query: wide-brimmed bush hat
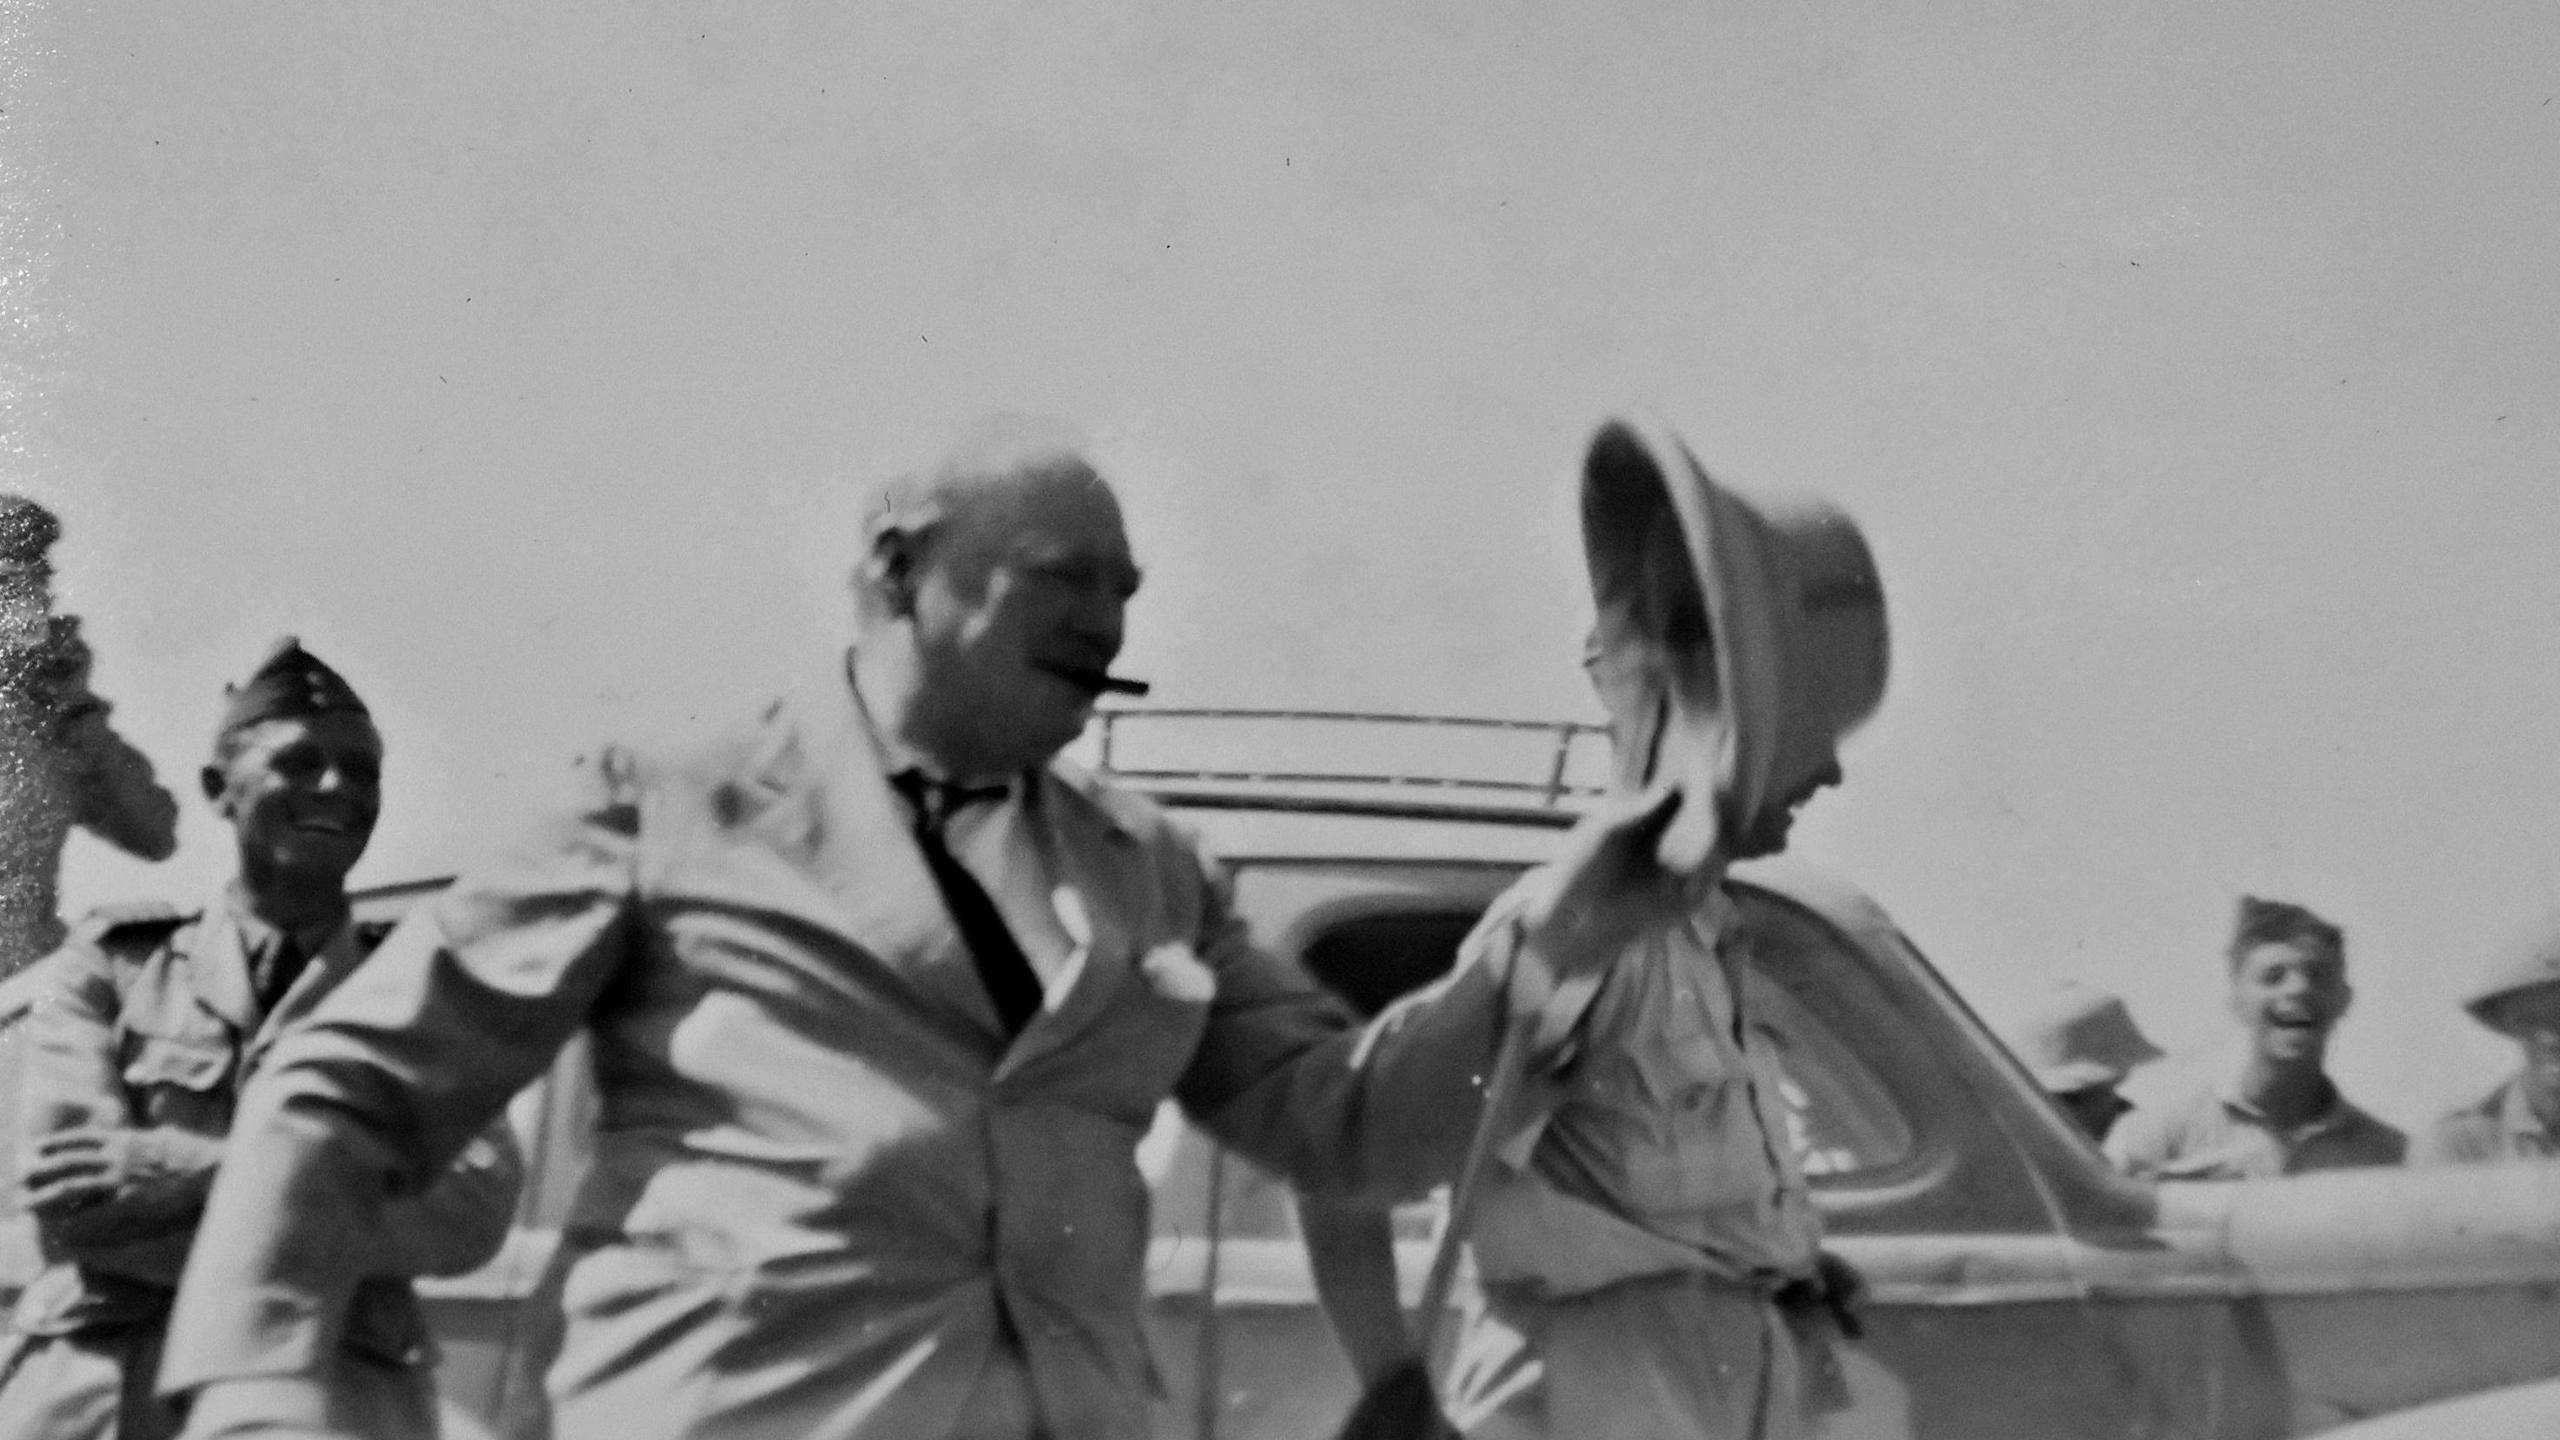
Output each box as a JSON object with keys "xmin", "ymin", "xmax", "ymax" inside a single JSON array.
[
  {"xmin": 1579, "ymin": 417, "xmax": 1888, "ymax": 864},
  {"xmin": 2007, "ymin": 981, "xmax": 2166, "ymax": 1092},
  {"xmin": 2463, "ymin": 912, "xmax": 2560, "ymax": 1035}
]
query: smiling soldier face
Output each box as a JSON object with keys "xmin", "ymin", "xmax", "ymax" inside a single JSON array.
[
  {"xmin": 204, "ymin": 711, "xmax": 385, "ymax": 884},
  {"xmin": 2228, "ymin": 938, "xmax": 2352, "ymax": 1067}
]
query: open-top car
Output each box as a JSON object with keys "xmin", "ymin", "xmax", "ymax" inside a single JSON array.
[{"xmin": 8, "ymin": 710, "xmax": 2560, "ymax": 1439}]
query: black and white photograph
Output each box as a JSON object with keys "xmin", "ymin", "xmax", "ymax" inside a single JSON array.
[{"xmin": 2, "ymin": 4, "xmax": 2557, "ymax": 1438}]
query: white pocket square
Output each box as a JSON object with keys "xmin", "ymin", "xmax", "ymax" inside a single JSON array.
[{"xmin": 1137, "ymin": 942, "xmax": 1217, "ymax": 1003}]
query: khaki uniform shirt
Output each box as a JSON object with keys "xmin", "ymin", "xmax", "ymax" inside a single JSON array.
[
  {"xmin": 7, "ymin": 888, "xmax": 523, "ymax": 1357},
  {"xmin": 1472, "ymin": 892, "xmax": 1821, "ymax": 1298},
  {"xmin": 2106, "ymin": 1076, "xmax": 2406, "ymax": 1180},
  {"xmin": 1453, "ymin": 893, "xmax": 1833, "ymax": 1440},
  {"xmin": 2412, "ymin": 1078, "xmax": 2560, "ymax": 1166}
]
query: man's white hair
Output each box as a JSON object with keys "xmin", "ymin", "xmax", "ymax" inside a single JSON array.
[{"xmin": 861, "ymin": 413, "xmax": 1102, "ymax": 548}]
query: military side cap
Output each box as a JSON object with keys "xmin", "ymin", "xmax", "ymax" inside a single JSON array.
[
  {"xmin": 0, "ymin": 494, "xmax": 61, "ymax": 564},
  {"xmin": 218, "ymin": 635, "xmax": 371, "ymax": 738},
  {"xmin": 2462, "ymin": 910, "xmax": 2560, "ymax": 1034},
  {"xmin": 1580, "ymin": 417, "xmax": 1889, "ymax": 866},
  {"xmin": 2229, "ymin": 895, "xmax": 2342, "ymax": 959},
  {"xmin": 2005, "ymin": 981, "xmax": 2165, "ymax": 1092}
]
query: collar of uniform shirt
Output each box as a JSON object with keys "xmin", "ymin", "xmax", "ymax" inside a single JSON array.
[
  {"xmin": 2214, "ymin": 1074, "xmax": 2354, "ymax": 1136},
  {"xmin": 220, "ymin": 880, "xmax": 345, "ymax": 967}
]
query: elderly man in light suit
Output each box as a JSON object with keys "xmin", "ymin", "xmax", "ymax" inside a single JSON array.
[{"xmin": 160, "ymin": 421, "xmax": 1697, "ymax": 1440}]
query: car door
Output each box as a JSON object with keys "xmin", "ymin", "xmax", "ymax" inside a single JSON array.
[
  {"xmin": 1731, "ymin": 867, "xmax": 2291, "ymax": 1440},
  {"xmin": 1147, "ymin": 859, "xmax": 2268, "ymax": 1440}
]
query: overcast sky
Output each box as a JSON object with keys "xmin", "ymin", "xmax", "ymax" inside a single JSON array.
[{"xmin": 11, "ymin": 0, "xmax": 2558, "ymax": 1125}]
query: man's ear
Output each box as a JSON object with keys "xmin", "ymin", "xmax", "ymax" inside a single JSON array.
[{"xmin": 857, "ymin": 527, "xmax": 922, "ymax": 621}]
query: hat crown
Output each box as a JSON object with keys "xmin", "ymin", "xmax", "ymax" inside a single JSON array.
[
  {"xmin": 217, "ymin": 635, "xmax": 371, "ymax": 740},
  {"xmin": 1579, "ymin": 418, "xmax": 1889, "ymax": 826},
  {"xmin": 2011, "ymin": 983, "xmax": 2163, "ymax": 1089},
  {"xmin": 2463, "ymin": 911, "xmax": 2560, "ymax": 1029},
  {"xmin": 1743, "ymin": 492, "xmax": 1889, "ymax": 790}
]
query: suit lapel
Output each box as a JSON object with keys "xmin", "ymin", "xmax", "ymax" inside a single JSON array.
[
  {"xmin": 744, "ymin": 666, "xmax": 1006, "ymax": 1041},
  {"xmin": 995, "ymin": 767, "xmax": 1147, "ymax": 1076}
]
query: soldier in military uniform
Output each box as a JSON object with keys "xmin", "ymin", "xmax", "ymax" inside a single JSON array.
[
  {"xmin": 1445, "ymin": 423, "xmax": 1888, "ymax": 1440},
  {"xmin": 0, "ymin": 638, "xmax": 523, "ymax": 1440},
  {"xmin": 0, "ymin": 495, "xmax": 180, "ymax": 977},
  {"xmin": 2413, "ymin": 915, "xmax": 2560, "ymax": 1165},
  {"xmin": 2107, "ymin": 898, "xmax": 2405, "ymax": 1181}
]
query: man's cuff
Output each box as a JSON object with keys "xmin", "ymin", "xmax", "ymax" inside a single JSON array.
[{"xmin": 158, "ymin": 1284, "xmax": 335, "ymax": 1398}]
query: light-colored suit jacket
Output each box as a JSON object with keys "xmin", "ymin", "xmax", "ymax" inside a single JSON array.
[{"xmin": 161, "ymin": 673, "xmax": 1535, "ymax": 1439}]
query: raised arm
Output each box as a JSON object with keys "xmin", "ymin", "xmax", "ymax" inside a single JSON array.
[
  {"xmin": 1178, "ymin": 786, "xmax": 1697, "ymax": 1204},
  {"xmin": 159, "ymin": 748, "xmax": 647, "ymax": 1401},
  {"xmin": 1297, "ymin": 1191, "xmax": 1420, "ymax": 1385},
  {"xmin": 63, "ymin": 700, "xmax": 181, "ymax": 862}
]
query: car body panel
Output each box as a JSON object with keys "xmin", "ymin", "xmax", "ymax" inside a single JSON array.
[{"xmin": 2308, "ymin": 1372, "xmax": 2560, "ymax": 1440}]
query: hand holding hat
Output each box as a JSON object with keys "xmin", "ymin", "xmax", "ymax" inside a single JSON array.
[
  {"xmin": 1516, "ymin": 783, "xmax": 1714, "ymax": 973},
  {"xmin": 1579, "ymin": 417, "xmax": 1889, "ymax": 871}
]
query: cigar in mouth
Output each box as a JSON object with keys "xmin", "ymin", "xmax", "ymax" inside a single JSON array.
[{"xmin": 1047, "ymin": 663, "xmax": 1152, "ymax": 698}]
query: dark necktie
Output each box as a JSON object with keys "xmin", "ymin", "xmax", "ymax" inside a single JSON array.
[
  {"xmin": 891, "ymin": 771, "xmax": 1045, "ymax": 1038},
  {"xmin": 253, "ymin": 936, "xmax": 307, "ymax": 1018}
]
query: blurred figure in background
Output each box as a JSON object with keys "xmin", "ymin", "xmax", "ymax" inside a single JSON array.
[
  {"xmin": 0, "ymin": 495, "xmax": 179, "ymax": 978},
  {"xmin": 2005, "ymin": 981, "xmax": 2163, "ymax": 1144},
  {"xmin": 2413, "ymin": 914, "xmax": 2560, "ymax": 1165},
  {"xmin": 2108, "ymin": 897, "xmax": 2405, "ymax": 1181}
]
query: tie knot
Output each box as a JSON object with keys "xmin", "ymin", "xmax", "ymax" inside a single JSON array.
[{"xmin": 892, "ymin": 770, "xmax": 1010, "ymax": 831}]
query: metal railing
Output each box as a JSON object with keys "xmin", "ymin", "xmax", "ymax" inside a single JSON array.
[{"xmin": 1082, "ymin": 707, "xmax": 1613, "ymax": 823}]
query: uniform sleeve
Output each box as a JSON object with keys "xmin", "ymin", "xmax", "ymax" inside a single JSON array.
[
  {"xmin": 16, "ymin": 932, "xmax": 223, "ymax": 1281},
  {"xmin": 1172, "ymin": 843, "xmax": 1587, "ymax": 1206},
  {"xmin": 18, "ymin": 936, "xmax": 133, "ymax": 1149},
  {"xmin": 158, "ymin": 749, "xmax": 647, "ymax": 1394}
]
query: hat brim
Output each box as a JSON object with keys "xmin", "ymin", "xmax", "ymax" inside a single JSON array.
[
  {"xmin": 1581, "ymin": 419, "xmax": 1789, "ymax": 830},
  {"xmin": 2032, "ymin": 1059, "xmax": 2131, "ymax": 1093},
  {"xmin": 2467, "ymin": 980, "xmax": 2560, "ymax": 1035}
]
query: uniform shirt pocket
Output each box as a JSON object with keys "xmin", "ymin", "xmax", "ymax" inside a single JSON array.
[
  {"xmin": 1599, "ymin": 1000, "xmax": 1770, "ymax": 1217},
  {"xmin": 117, "ymin": 1030, "xmax": 238, "ymax": 1127}
]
